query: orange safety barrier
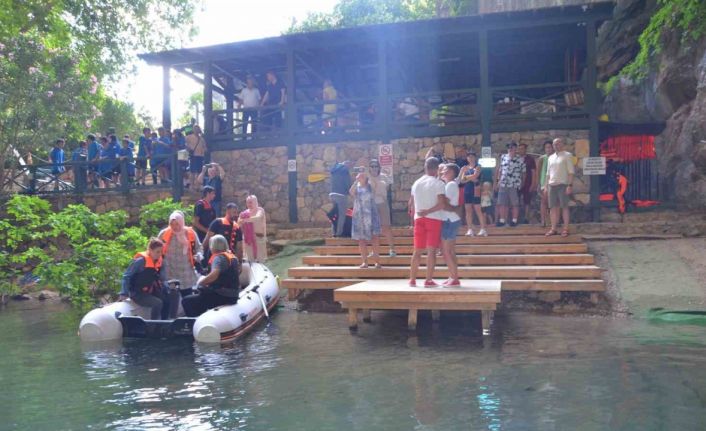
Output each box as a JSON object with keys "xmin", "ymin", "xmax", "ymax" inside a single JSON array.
[{"xmin": 600, "ymin": 135, "xmax": 656, "ymax": 162}]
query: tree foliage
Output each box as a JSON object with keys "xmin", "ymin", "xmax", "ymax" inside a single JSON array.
[
  {"xmin": 0, "ymin": 196, "xmax": 193, "ymax": 306},
  {"xmin": 605, "ymin": 0, "xmax": 706, "ymax": 91},
  {"xmin": 286, "ymin": 0, "xmax": 477, "ymax": 33}
]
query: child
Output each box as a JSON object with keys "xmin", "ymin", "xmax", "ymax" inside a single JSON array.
[
  {"xmin": 118, "ymin": 137, "xmax": 136, "ymax": 185},
  {"xmin": 481, "ymin": 181, "xmax": 494, "ymax": 226}
]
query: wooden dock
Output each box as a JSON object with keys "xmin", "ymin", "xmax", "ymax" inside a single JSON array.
[
  {"xmin": 283, "ymin": 226, "xmax": 606, "ymax": 334},
  {"xmin": 335, "ymin": 279, "xmax": 501, "ymax": 334}
]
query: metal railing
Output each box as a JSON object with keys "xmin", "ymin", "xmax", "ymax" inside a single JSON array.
[
  {"xmin": 1, "ymin": 154, "xmax": 184, "ymax": 199},
  {"xmin": 491, "ymin": 81, "xmax": 587, "ymax": 122},
  {"xmin": 388, "ymin": 88, "xmax": 480, "ymax": 132}
]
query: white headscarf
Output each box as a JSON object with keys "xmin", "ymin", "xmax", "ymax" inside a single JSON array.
[{"xmin": 168, "ymin": 210, "xmax": 189, "ymax": 255}]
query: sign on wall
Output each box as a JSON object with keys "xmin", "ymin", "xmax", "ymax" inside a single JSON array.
[
  {"xmin": 582, "ymin": 157, "xmax": 606, "ymax": 175},
  {"xmin": 378, "ymin": 143, "xmax": 394, "ymax": 181},
  {"xmin": 287, "ymin": 159, "xmax": 297, "ymax": 172}
]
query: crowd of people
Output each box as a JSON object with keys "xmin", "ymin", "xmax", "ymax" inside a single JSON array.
[
  {"xmin": 45, "ymin": 123, "xmax": 212, "ymax": 191},
  {"xmin": 119, "ymin": 189, "xmax": 268, "ymax": 320},
  {"xmin": 330, "ymin": 138, "xmax": 576, "ymax": 284}
]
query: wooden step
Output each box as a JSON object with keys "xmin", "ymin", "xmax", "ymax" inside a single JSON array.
[
  {"xmin": 282, "ymin": 278, "xmax": 605, "ymax": 292},
  {"xmin": 288, "ymin": 265, "xmax": 602, "ymax": 279},
  {"xmin": 303, "ymin": 254, "xmax": 595, "ymax": 266},
  {"xmin": 391, "ymin": 226, "xmax": 551, "ymax": 236},
  {"xmin": 325, "ymin": 235, "xmax": 583, "ymax": 246},
  {"xmin": 313, "ymin": 243, "xmax": 589, "ymax": 255}
]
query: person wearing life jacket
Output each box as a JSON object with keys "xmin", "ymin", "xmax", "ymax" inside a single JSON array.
[
  {"xmin": 202, "ymin": 202, "xmax": 243, "ymax": 269},
  {"xmin": 182, "ymin": 235, "xmax": 240, "ymax": 317},
  {"xmin": 193, "ymin": 185, "xmax": 217, "ymax": 242},
  {"xmin": 615, "ymin": 171, "xmax": 628, "ymax": 215},
  {"xmin": 158, "ymin": 211, "xmax": 202, "ymax": 294},
  {"xmin": 119, "ymin": 238, "xmax": 168, "ymax": 320}
]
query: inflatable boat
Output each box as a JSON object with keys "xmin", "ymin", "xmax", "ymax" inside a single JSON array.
[{"xmin": 79, "ymin": 262, "xmax": 279, "ymax": 343}]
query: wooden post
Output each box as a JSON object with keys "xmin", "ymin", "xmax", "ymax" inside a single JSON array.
[
  {"xmin": 407, "ymin": 308, "xmax": 418, "ymax": 331},
  {"xmin": 348, "ymin": 308, "xmax": 358, "ymax": 331},
  {"xmin": 481, "ymin": 310, "xmax": 492, "ymax": 336},
  {"xmin": 478, "ymin": 30, "xmax": 492, "ymax": 151},
  {"xmin": 162, "ymin": 66, "xmax": 171, "ymax": 130},
  {"xmin": 362, "ymin": 309, "xmax": 372, "ymax": 323},
  {"xmin": 376, "ymin": 40, "xmax": 389, "ymax": 137},
  {"xmin": 203, "ymin": 62, "xmax": 214, "ymax": 138},
  {"xmin": 225, "ymin": 76, "xmax": 235, "ymax": 136},
  {"xmin": 287, "ymin": 288, "xmax": 299, "ymax": 301},
  {"xmin": 585, "ymin": 19, "xmax": 601, "ymax": 222},
  {"xmin": 285, "ymin": 47, "xmax": 298, "ymax": 223}
]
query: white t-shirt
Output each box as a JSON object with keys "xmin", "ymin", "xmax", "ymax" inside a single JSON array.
[
  {"xmin": 547, "ymin": 151, "xmax": 575, "ymax": 186},
  {"xmin": 411, "ymin": 175, "xmax": 446, "ymax": 220},
  {"xmin": 369, "ymin": 174, "xmax": 391, "ymax": 204},
  {"xmin": 440, "ymin": 181, "xmax": 461, "ymax": 222},
  {"xmin": 239, "ymin": 87, "xmax": 261, "ymax": 108}
]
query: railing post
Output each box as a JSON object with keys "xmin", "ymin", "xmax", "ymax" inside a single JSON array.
[
  {"xmin": 28, "ymin": 166, "xmax": 37, "ymax": 194},
  {"xmin": 75, "ymin": 161, "xmax": 86, "ymax": 195},
  {"xmin": 120, "ymin": 158, "xmax": 130, "ymax": 193},
  {"xmin": 171, "ymin": 152, "xmax": 183, "ymax": 203}
]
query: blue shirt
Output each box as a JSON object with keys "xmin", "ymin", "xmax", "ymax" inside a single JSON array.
[
  {"xmin": 137, "ymin": 136, "xmax": 151, "ymax": 157},
  {"xmin": 152, "ymin": 135, "xmax": 172, "ymax": 157},
  {"xmin": 120, "ymin": 256, "xmax": 168, "ymax": 296},
  {"xmin": 99, "ymin": 145, "xmax": 116, "ymax": 173},
  {"xmin": 50, "ymin": 147, "xmax": 65, "ymax": 173},
  {"xmin": 87, "ymin": 140, "xmax": 100, "ymax": 162},
  {"xmin": 118, "ymin": 146, "xmax": 135, "ymax": 175},
  {"xmin": 71, "ymin": 147, "xmax": 87, "ymax": 162}
]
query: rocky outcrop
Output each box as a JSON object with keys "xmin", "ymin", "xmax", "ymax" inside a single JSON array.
[{"xmin": 598, "ymin": 0, "xmax": 706, "ymax": 207}]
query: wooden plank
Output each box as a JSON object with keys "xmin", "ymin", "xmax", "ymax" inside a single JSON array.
[
  {"xmin": 408, "ymin": 309, "xmax": 418, "ymax": 331},
  {"xmin": 289, "ymin": 265, "xmax": 603, "ymax": 279},
  {"xmin": 303, "ymin": 254, "xmax": 595, "ymax": 266},
  {"xmin": 313, "ymin": 243, "xmax": 589, "ymax": 255},
  {"xmin": 282, "ymin": 278, "xmax": 605, "ymax": 292},
  {"xmin": 340, "ymin": 301, "xmax": 497, "ymax": 311},
  {"xmin": 390, "ymin": 225, "xmax": 550, "ymax": 236},
  {"xmin": 334, "ymin": 279, "xmax": 501, "ymax": 304},
  {"xmin": 325, "ymin": 235, "xmax": 583, "ymax": 246},
  {"xmin": 502, "ymin": 279, "xmax": 605, "ymax": 292}
]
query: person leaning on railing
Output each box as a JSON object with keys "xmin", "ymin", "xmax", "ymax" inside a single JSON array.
[{"xmin": 49, "ymin": 139, "xmax": 66, "ymax": 190}]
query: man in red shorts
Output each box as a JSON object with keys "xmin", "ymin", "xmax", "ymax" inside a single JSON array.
[
  {"xmin": 408, "ymin": 157, "xmax": 446, "ymax": 287},
  {"xmin": 518, "ymin": 143, "xmax": 537, "ymax": 224}
]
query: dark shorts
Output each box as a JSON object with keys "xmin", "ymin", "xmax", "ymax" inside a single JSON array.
[
  {"xmin": 441, "ymin": 219, "xmax": 461, "ymax": 241},
  {"xmin": 190, "ymin": 156, "xmax": 204, "ymax": 173},
  {"xmin": 136, "ymin": 159, "xmax": 147, "ymax": 169},
  {"xmin": 520, "ymin": 189, "xmax": 536, "ymax": 205},
  {"xmin": 464, "ymin": 183, "xmax": 481, "ymax": 205}
]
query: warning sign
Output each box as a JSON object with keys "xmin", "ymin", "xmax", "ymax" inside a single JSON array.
[
  {"xmin": 378, "ymin": 144, "xmax": 394, "ymax": 182},
  {"xmin": 582, "ymin": 157, "xmax": 606, "ymax": 175}
]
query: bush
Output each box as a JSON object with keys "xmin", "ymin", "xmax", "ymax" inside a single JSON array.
[
  {"xmin": 0, "ymin": 195, "xmax": 172, "ymax": 305},
  {"xmin": 139, "ymin": 198, "xmax": 194, "ymax": 238}
]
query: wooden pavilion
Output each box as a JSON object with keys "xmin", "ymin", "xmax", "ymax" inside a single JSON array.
[{"xmin": 139, "ymin": 2, "xmax": 615, "ymax": 222}]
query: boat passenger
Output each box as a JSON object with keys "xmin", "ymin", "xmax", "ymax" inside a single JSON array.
[
  {"xmin": 182, "ymin": 235, "xmax": 240, "ymax": 317},
  {"xmin": 203, "ymin": 202, "xmax": 243, "ymax": 268},
  {"xmin": 158, "ymin": 211, "xmax": 202, "ymax": 293},
  {"xmin": 119, "ymin": 238, "xmax": 168, "ymax": 320}
]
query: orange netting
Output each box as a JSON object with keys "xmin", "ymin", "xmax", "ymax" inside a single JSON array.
[{"xmin": 600, "ymin": 135, "xmax": 656, "ymax": 162}]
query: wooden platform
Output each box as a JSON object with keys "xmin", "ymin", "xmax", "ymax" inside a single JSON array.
[
  {"xmin": 334, "ymin": 279, "xmax": 501, "ymax": 333},
  {"xmin": 284, "ymin": 226, "xmax": 607, "ymax": 334}
]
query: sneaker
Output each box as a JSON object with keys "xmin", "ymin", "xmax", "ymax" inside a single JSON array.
[
  {"xmin": 477, "ymin": 228, "xmax": 488, "ymax": 237},
  {"xmin": 389, "ymin": 249, "xmax": 397, "ymax": 257},
  {"xmin": 444, "ymin": 279, "xmax": 461, "ymax": 287},
  {"xmin": 465, "ymin": 229, "xmax": 475, "ymax": 237},
  {"xmin": 509, "ymin": 220, "xmax": 517, "ymax": 227},
  {"xmin": 496, "ymin": 221, "xmax": 505, "ymax": 227},
  {"xmin": 408, "ymin": 279, "xmax": 417, "ymax": 287},
  {"xmin": 424, "ymin": 280, "xmax": 439, "ymax": 287}
]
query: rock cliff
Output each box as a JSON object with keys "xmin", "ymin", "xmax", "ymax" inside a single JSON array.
[{"xmin": 598, "ymin": 0, "xmax": 706, "ymax": 207}]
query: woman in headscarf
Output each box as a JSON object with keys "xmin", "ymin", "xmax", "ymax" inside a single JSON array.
[
  {"xmin": 157, "ymin": 211, "xmax": 202, "ymax": 291},
  {"xmin": 238, "ymin": 195, "xmax": 267, "ymax": 262}
]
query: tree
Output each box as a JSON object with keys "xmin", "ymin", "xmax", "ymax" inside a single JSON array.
[
  {"xmin": 0, "ymin": 0, "xmax": 198, "ymax": 189},
  {"xmin": 286, "ymin": 0, "xmax": 477, "ymax": 33}
]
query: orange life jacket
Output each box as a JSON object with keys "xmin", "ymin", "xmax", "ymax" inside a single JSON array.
[
  {"xmin": 161, "ymin": 227, "xmax": 197, "ymax": 267},
  {"xmin": 216, "ymin": 217, "xmax": 240, "ymax": 251},
  {"xmin": 130, "ymin": 251, "xmax": 163, "ymax": 295}
]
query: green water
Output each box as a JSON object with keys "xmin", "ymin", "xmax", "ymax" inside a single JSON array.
[{"xmin": 1, "ymin": 303, "xmax": 705, "ymax": 430}]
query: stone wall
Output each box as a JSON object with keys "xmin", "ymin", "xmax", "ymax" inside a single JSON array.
[
  {"xmin": 42, "ymin": 189, "xmax": 174, "ymax": 223},
  {"xmin": 214, "ymin": 130, "xmax": 589, "ymax": 225},
  {"xmin": 213, "ymin": 146, "xmax": 290, "ymax": 222}
]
